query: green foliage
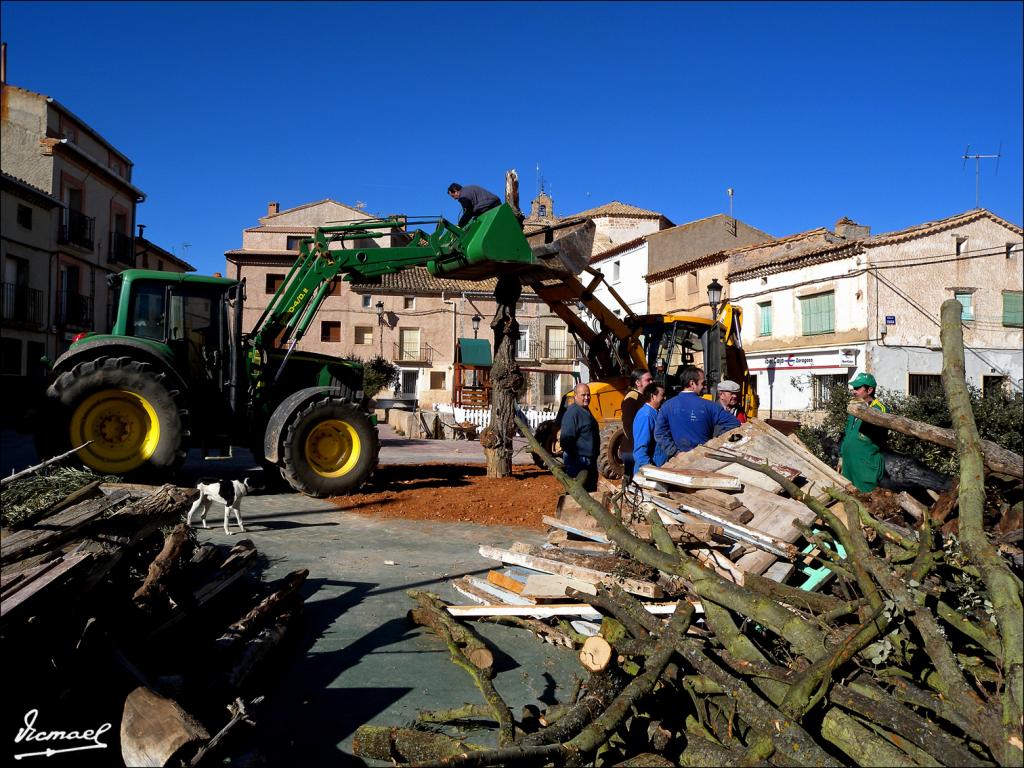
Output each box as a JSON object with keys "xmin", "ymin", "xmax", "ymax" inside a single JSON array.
[
  {"xmin": 355, "ymin": 355, "xmax": 400, "ymax": 399},
  {"xmin": 1, "ymin": 467, "xmax": 121, "ymax": 527},
  {"xmin": 796, "ymin": 382, "xmax": 1024, "ymax": 475}
]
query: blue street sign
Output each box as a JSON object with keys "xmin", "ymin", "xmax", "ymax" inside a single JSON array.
[{"xmin": 885, "ymin": 316, "xmax": 896, "ymax": 325}]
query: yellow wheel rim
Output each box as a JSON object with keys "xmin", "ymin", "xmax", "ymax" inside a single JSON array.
[
  {"xmin": 70, "ymin": 389, "xmax": 161, "ymax": 473},
  {"xmin": 304, "ymin": 418, "xmax": 360, "ymax": 478}
]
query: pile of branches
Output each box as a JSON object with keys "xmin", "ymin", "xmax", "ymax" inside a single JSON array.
[{"xmin": 352, "ymin": 299, "xmax": 1023, "ymax": 767}]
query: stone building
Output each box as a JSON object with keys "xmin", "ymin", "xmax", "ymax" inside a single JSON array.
[
  {"xmin": 726, "ymin": 209, "xmax": 1022, "ymax": 419},
  {"xmin": 645, "ymin": 214, "xmax": 774, "ymax": 315}
]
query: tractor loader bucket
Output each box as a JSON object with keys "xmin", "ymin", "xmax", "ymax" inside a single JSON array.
[{"xmin": 528, "ymin": 218, "xmax": 596, "ymax": 278}]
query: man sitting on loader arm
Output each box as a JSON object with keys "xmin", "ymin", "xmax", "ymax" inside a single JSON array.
[{"xmin": 448, "ymin": 182, "xmax": 502, "ymax": 228}]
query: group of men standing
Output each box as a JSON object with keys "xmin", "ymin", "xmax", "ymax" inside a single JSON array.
[
  {"xmin": 560, "ymin": 366, "xmax": 887, "ymax": 494},
  {"xmin": 560, "ymin": 364, "xmax": 744, "ymax": 490}
]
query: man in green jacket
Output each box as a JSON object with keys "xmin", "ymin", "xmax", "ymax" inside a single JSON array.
[{"xmin": 840, "ymin": 372, "xmax": 887, "ymax": 492}]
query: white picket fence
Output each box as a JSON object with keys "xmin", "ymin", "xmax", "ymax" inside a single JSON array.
[{"xmin": 433, "ymin": 404, "xmax": 556, "ymax": 431}]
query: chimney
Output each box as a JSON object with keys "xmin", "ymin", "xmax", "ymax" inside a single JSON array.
[
  {"xmin": 835, "ymin": 217, "xmax": 870, "ymax": 241},
  {"xmin": 268, "ymin": 201, "xmax": 280, "ymax": 216},
  {"xmin": 1, "ymin": 43, "xmax": 7, "ymax": 85},
  {"xmin": 137, "ymin": 224, "xmax": 146, "ymax": 239}
]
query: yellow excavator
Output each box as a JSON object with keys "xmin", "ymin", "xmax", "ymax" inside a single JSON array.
[{"xmin": 524, "ymin": 221, "xmax": 757, "ymax": 479}]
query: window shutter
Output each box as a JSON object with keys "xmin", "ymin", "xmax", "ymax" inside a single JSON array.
[{"xmin": 1004, "ymin": 291, "xmax": 1023, "ymax": 327}]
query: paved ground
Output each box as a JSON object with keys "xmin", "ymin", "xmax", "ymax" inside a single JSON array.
[{"xmin": 1, "ymin": 426, "xmax": 575, "ymax": 765}]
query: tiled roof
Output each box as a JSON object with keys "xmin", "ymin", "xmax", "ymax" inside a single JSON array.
[
  {"xmin": 136, "ymin": 237, "xmax": 195, "ymax": 271},
  {"xmin": 567, "ymin": 201, "xmax": 668, "ymax": 220},
  {"xmin": 589, "ymin": 236, "xmax": 646, "ymax": 265},
  {"xmin": 729, "ymin": 240, "xmax": 863, "ymax": 281},
  {"xmin": 243, "ymin": 225, "xmax": 317, "ymax": 234},
  {"xmin": 348, "ymin": 267, "xmax": 539, "ymax": 297},
  {"xmin": 0, "ymin": 170, "xmax": 63, "ymax": 206},
  {"xmin": 260, "ymin": 198, "xmax": 372, "ymax": 223},
  {"xmin": 647, "ymin": 228, "xmax": 830, "ymax": 283},
  {"xmin": 6, "ymin": 84, "xmax": 133, "ymax": 164},
  {"xmin": 864, "ymin": 208, "xmax": 1022, "ymax": 245},
  {"xmin": 224, "ymin": 249, "xmax": 297, "ymax": 257}
]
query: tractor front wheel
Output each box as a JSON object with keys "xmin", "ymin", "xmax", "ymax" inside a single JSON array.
[
  {"xmin": 279, "ymin": 399, "xmax": 379, "ymax": 497},
  {"xmin": 530, "ymin": 419, "xmax": 562, "ymax": 470},
  {"xmin": 596, "ymin": 424, "xmax": 625, "ymax": 480},
  {"xmin": 43, "ymin": 356, "xmax": 188, "ymax": 476}
]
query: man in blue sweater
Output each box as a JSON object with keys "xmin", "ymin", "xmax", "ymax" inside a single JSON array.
[
  {"xmin": 632, "ymin": 381, "xmax": 668, "ymax": 476},
  {"xmin": 560, "ymin": 383, "xmax": 600, "ymax": 491},
  {"xmin": 655, "ymin": 365, "xmax": 740, "ymax": 459}
]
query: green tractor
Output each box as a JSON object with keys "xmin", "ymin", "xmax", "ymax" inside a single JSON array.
[{"xmin": 37, "ymin": 205, "xmax": 543, "ymax": 497}]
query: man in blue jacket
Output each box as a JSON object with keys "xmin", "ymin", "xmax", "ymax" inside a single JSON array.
[
  {"xmin": 655, "ymin": 365, "xmax": 740, "ymax": 458},
  {"xmin": 632, "ymin": 381, "xmax": 668, "ymax": 476},
  {"xmin": 560, "ymin": 382, "xmax": 600, "ymax": 491}
]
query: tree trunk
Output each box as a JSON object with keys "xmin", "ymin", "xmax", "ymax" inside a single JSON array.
[
  {"xmin": 484, "ymin": 274, "xmax": 523, "ymax": 479},
  {"xmin": 847, "ymin": 401, "xmax": 1023, "ymax": 479},
  {"xmin": 940, "ymin": 298, "xmax": 1024, "ymax": 766}
]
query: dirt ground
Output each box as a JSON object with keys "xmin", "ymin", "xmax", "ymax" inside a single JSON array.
[{"xmin": 329, "ymin": 463, "xmax": 563, "ymax": 528}]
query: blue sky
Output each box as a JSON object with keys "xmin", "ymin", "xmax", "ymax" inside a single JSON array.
[{"xmin": 2, "ymin": 1, "xmax": 1021, "ymax": 275}]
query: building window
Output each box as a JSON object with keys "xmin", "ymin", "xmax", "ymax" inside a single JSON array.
[
  {"xmin": 516, "ymin": 328, "xmax": 530, "ymax": 357},
  {"xmin": 328, "ymin": 278, "xmax": 342, "ymax": 296},
  {"xmin": 1, "ymin": 337, "xmax": 22, "ymax": 375},
  {"xmin": 403, "ymin": 296, "xmax": 415, "ymax": 310},
  {"xmin": 758, "ymin": 302, "xmax": 772, "ymax": 336},
  {"xmin": 546, "ymin": 327, "xmax": 567, "ymax": 358},
  {"xmin": 908, "ymin": 373, "xmax": 942, "ymax": 397},
  {"xmin": 1003, "ymin": 291, "xmax": 1023, "ymax": 327},
  {"xmin": 399, "ymin": 328, "xmax": 420, "ymax": 360},
  {"xmin": 286, "ymin": 236, "xmax": 305, "ymax": 251},
  {"xmin": 538, "ymin": 204, "xmax": 547, "ymax": 217},
  {"xmin": 983, "ymin": 375, "xmax": 1007, "ymax": 399},
  {"xmin": 800, "ymin": 291, "xmax": 835, "ymax": 336},
  {"xmin": 955, "ymin": 236, "xmax": 967, "ymax": 256},
  {"xmin": 354, "ymin": 326, "xmax": 373, "ymax": 345},
  {"xmin": 362, "ymin": 295, "xmax": 372, "ymax": 309},
  {"xmin": 812, "ymin": 374, "xmax": 847, "ymax": 410},
  {"xmin": 16, "ymin": 204, "xmax": 32, "ymax": 230},
  {"xmin": 954, "ymin": 291, "xmax": 974, "ymax": 321},
  {"xmin": 611, "ymin": 260, "xmax": 620, "ymax": 283},
  {"xmin": 265, "ymin": 274, "xmax": 285, "ymax": 294},
  {"xmin": 1007, "ymin": 243, "xmax": 1018, "ymax": 259},
  {"xmin": 400, "ymin": 369, "xmax": 418, "ymax": 395},
  {"xmin": 430, "ymin": 371, "xmax": 446, "ymax": 390},
  {"xmin": 687, "ymin": 271, "xmax": 698, "ymax": 294},
  {"xmin": 320, "ymin": 321, "xmax": 341, "ymax": 342},
  {"xmin": 543, "ymin": 373, "xmax": 557, "ymax": 397}
]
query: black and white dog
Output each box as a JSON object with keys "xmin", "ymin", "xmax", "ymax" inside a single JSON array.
[{"xmin": 186, "ymin": 477, "xmax": 258, "ymax": 535}]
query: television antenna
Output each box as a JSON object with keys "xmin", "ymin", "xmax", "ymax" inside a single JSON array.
[
  {"xmin": 962, "ymin": 143, "xmax": 1001, "ymax": 208},
  {"xmin": 181, "ymin": 242, "xmax": 191, "ymax": 259}
]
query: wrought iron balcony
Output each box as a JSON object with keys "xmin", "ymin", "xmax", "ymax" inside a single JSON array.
[
  {"xmin": 56, "ymin": 289, "xmax": 93, "ymax": 329},
  {"xmin": 542, "ymin": 339, "xmax": 578, "ymax": 360},
  {"xmin": 393, "ymin": 341, "xmax": 435, "ymax": 364},
  {"xmin": 0, "ymin": 283, "xmax": 44, "ymax": 327},
  {"xmin": 107, "ymin": 231, "xmax": 135, "ymax": 266},
  {"xmin": 59, "ymin": 209, "xmax": 95, "ymax": 250}
]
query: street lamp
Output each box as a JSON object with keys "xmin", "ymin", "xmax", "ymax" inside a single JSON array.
[
  {"xmin": 471, "ymin": 314, "xmax": 482, "ymax": 339},
  {"xmin": 707, "ymin": 278, "xmax": 723, "ymax": 322}
]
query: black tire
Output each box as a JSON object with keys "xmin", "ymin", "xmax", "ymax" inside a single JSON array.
[
  {"xmin": 530, "ymin": 419, "xmax": 563, "ymax": 470},
  {"xmin": 596, "ymin": 424, "xmax": 625, "ymax": 480},
  {"xmin": 279, "ymin": 398, "xmax": 379, "ymax": 497},
  {"xmin": 42, "ymin": 356, "xmax": 189, "ymax": 477}
]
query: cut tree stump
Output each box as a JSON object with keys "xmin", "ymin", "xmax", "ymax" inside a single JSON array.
[{"xmin": 121, "ymin": 686, "xmax": 209, "ymax": 767}]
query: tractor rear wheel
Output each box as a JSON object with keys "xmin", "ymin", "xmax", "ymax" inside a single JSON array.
[
  {"xmin": 597, "ymin": 424, "xmax": 625, "ymax": 480},
  {"xmin": 530, "ymin": 419, "xmax": 562, "ymax": 470},
  {"xmin": 279, "ymin": 399, "xmax": 379, "ymax": 497},
  {"xmin": 43, "ymin": 356, "xmax": 189, "ymax": 476}
]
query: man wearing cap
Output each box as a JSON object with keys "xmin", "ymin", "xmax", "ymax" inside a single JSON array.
[
  {"xmin": 717, "ymin": 379, "xmax": 747, "ymax": 424},
  {"xmin": 448, "ymin": 183, "xmax": 502, "ymax": 228},
  {"xmin": 840, "ymin": 372, "xmax": 888, "ymax": 492}
]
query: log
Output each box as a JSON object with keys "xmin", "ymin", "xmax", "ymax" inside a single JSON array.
[
  {"xmin": 224, "ymin": 611, "xmax": 297, "ymax": 692},
  {"xmin": 579, "ymin": 636, "xmax": 614, "ymax": 672},
  {"xmin": 848, "ymin": 400, "xmax": 1023, "ymax": 479},
  {"xmin": 215, "ymin": 568, "xmax": 309, "ymax": 653},
  {"xmin": 121, "ymin": 686, "xmax": 209, "ymax": 768},
  {"xmin": 897, "ymin": 491, "xmax": 929, "ymax": 523},
  {"xmin": 352, "ymin": 725, "xmax": 477, "ymax": 763},
  {"xmin": 133, "ymin": 523, "xmax": 192, "ymax": 608},
  {"xmin": 409, "ymin": 592, "xmax": 496, "ymax": 674},
  {"xmin": 483, "ymin": 274, "xmax": 522, "ymax": 480}
]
